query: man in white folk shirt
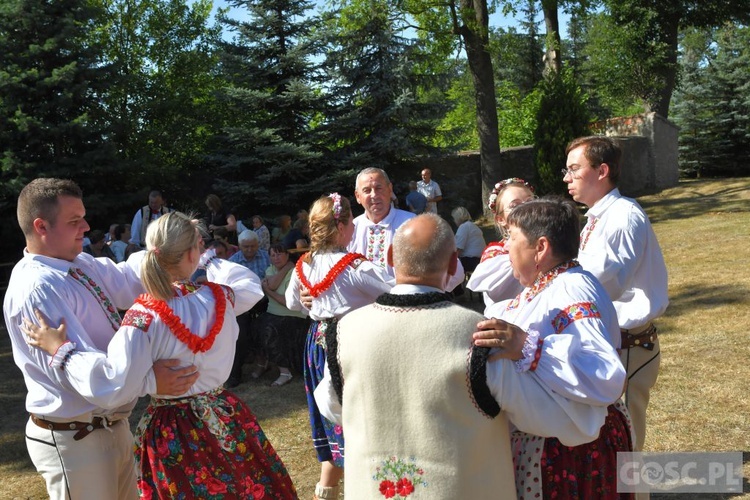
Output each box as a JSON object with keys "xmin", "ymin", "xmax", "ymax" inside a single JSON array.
[
  {"xmin": 3, "ymin": 178, "xmax": 198, "ymax": 500},
  {"xmin": 349, "ymin": 167, "xmax": 463, "ymax": 290},
  {"xmin": 314, "ymin": 214, "xmax": 613, "ymax": 499},
  {"xmin": 563, "ymin": 135, "xmax": 668, "ymax": 456}
]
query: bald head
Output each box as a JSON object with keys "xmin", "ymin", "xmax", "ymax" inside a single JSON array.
[{"xmin": 390, "ymin": 213, "xmax": 456, "ymax": 287}]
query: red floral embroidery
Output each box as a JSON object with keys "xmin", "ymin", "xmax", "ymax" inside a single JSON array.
[
  {"xmin": 379, "ymin": 480, "xmax": 396, "ymax": 498},
  {"xmin": 135, "ymin": 282, "xmax": 226, "ymax": 353},
  {"xmin": 396, "ymin": 478, "xmax": 415, "ymax": 496},
  {"xmin": 122, "ymin": 309, "xmax": 154, "ymax": 332},
  {"xmin": 551, "ymin": 302, "xmax": 601, "ymax": 334},
  {"xmin": 295, "ymin": 252, "xmax": 366, "ymax": 297},
  {"xmin": 480, "ymin": 241, "xmax": 508, "ymax": 262}
]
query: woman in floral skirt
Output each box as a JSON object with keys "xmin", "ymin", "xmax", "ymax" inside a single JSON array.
[
  {"xmin": 24, "ymin": 212, "xmax": 297, "ymax": 499},
  {"xmin": 286, "ymin": 194, "xmax": 393, "ymax": 500}
]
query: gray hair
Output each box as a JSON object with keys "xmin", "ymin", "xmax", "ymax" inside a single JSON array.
[
  {"xmin": 451, "ymin": 206, "xmax": 471, "ymax": 225},
  {"xmin": 355, "ymin": 167, "xmax": 391, "ymax": 188},
  {"xmin": 393, "ymin": 213, "xmax": 455, "ymax": 277},
  {"xmin": 238, "ymin": 229, "xmax": 259, "ymax": 244}
]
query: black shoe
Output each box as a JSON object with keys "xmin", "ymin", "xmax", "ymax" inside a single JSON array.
[{"xmin": 226, "ymin": 376, "xmax": 241, "ymax": 388}]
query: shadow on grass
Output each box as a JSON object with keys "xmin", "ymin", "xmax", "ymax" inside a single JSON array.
[
  {"xmin": 660, "ymin": 284, "xmax": 750, "ymax": 328},
  {"xmin": 639, "ymin": 180, "xmax": 750, "ymax": 224},
  {"xmin": 650, "ymin": 452, "xmax": 750, "ymax": 498}
]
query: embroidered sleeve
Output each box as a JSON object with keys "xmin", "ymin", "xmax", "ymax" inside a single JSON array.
[
  {"xmin": 121, "ymin": 309, "xmax": 154, "ymax": 332},
  {"xmin": 49, "ymin": 340, "xmax": 77, "ymax": 369},
  {"xmin": 220, "ymin": 284, "xmax": 236, "ymax": 308},
  {"xmin": 550, "ymin": 302, "xmax": 601, "ymax": 334}
]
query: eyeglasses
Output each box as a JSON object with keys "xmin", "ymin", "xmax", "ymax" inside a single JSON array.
[{"xmin": 561, "ymin": 165, "xmax": 584, "ymax": 179}]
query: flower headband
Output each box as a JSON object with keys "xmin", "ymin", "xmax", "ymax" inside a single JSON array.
[
  {"xmin": 329, "ymin": 193, "xmax": 342, "ymax": 220},
  {"xmin": 487, "ymin": 178, "xmax": 534, "ymax": 211}
]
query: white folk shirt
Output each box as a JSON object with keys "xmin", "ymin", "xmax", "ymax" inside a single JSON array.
[
  {"xmin": 3, "ymin": 251, "xmax": 145, "ymax": 420},
  {"xmin": 50, "ymin": 259, "xmax": 263, "ymax": 407},
  {"xmin": 577, "ymin": 188, "xmax": 669, "ymax": 329},
  {"xmin": 416, "ymin": 179, "xmax": 442, "ymax": 214},
  {"xmin": 285, "ymin": 252, "xmax": 394, "ymax": 320},
  {"xmin": 347, "ymin": 207, "xmax": 464, "ymax": 290},
  {"xmin": 485, "ymin": 264, "xmax": 626, "ymax": 406},
  {"xmin": 466, "ymin": 242, "xmax": 525, "ymax": 311}
]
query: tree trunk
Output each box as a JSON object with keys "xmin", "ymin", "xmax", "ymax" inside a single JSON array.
[
  {"xmin": 653, "ymin": 17, "xmax": 680, "ymax": 119},
  {"xmin": 457, "ymin": 0, "xmax": 502, "ymax": 191},
  {"xmin": 541, "ymin": 0, "xmax": 561, "ymax": 75}
]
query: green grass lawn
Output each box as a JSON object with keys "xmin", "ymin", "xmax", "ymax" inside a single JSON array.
[{"xmin": 1, "ymin": 178, "xmax": 749, "ymax": 498}]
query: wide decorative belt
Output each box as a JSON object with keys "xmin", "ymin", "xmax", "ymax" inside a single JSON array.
[
  {"xmin": 30, "ymin": 414, "xmax": 122, "ymax": 441},
  {"xmin": 620, "ymin": 323, "xmax": 657, "ymax": 350}
]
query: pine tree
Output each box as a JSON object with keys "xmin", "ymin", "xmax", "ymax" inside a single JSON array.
[
  {"xmin": 320, "ymin": 3, "xmax": 445, "ymax": 179},
  {"xmin": 0, "ymin": 0, "xmax": 119, "ymax": 202},
  {"xmin": 207, "ymin": 0, "xmax": 329, "ymax": 216}
]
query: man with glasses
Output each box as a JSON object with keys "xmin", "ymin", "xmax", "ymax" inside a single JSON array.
[{"xmin": 563, "ymin": 136, "xmax": 668, "ymax": 458}]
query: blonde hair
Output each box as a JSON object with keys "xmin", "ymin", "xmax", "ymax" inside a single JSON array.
[
  {"xmin": 305, "ymin": 194, "xmax": 352, "ymax": 262},
  {"xmin": 141, "ymin": 211, "xmax": 200, "ymax": 301}
]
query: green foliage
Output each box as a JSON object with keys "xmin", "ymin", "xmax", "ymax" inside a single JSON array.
[
  {"xmin": 672, "ymin": 24, "xmax": 750, "ymax": 178},
  {"xmin": 533, "ymin": 69, "xmax": 590, "ymax": 195},
  {"xmin": 207, "ymin": 0, "xmax": 331, "ymax": 217},
  {"xmin": 498, "ymin": 82, "xmax": 542, "ymax": 147}
]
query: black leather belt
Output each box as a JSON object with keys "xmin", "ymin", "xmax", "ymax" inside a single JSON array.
[{"xmin": 30, "ymin": 414, "xmax": 121, "ymax": 441}]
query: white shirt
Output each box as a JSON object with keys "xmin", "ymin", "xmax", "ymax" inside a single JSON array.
[
  {"xmin": 466, "ymin": 242, "xmax": 525, "ymax": 311},
  {"xmin": 485, "ymin": 264, "xmax": 626, "ymax": 406},
  {"xmin": 129, "ymin": 206, "xmax": 170, "ymax": 246},
  {"xmin": 577, "ymin": 188, "xmax": 669, "ymax": 329},
  {"xmin": 3, "ymin": 251, "xmax": 146, "ymax": 420},
  {"xmin": 416, "ymin": 179, "xmax": 442, "ymax": 214},
  {"xmin": 110, "ymin": 240, "xmax": 128, "ymax": 263},
  {"xmin": 455, "ymin": 221, "xmax": 485, "ymax": 258},
  {"xmin": 51, "ymin": 259, "xmax": 263, "ymax": 408},
  {"xmin": 285, "ymin": 252, "xmax": 394, "ymax": 320},
  {"xmin": 347, "ymin": 207, "xmax": 464, "ymax": 290}
]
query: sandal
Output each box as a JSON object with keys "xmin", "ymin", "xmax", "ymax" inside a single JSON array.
[
  {"xmin": 250, "ymin": 362, "xmax": 268, "ymax": 379},
  {"xmin": 270, "ymin": 372, "xmax": 293, "ymax": 387}
]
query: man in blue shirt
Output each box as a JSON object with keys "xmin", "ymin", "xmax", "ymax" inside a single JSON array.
[
  {"xmin": 227, "ymin": 230, "xmax": 270, "ymax": 387},
  {"xmin": 405, "ymin": 180, "xmax": 428, "ymax": 214}
]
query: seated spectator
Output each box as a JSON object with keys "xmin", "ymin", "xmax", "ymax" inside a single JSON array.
[
  {"xmin": 451, "ymin": 206, "xmax": 486, "ymax": 273},
  {"xmin": 257, "ymin": 244, "xmax": 309, "ymax": 386},
  {"xmin": 83, "ymin": 229, "xmax": 116, "ymax": 262},
  {"xmin": 213, "ymin": 227, "xmax": 239, "ymax": 257},
  {"xmin": 252, "ymin": 215, "xmax": 271, "ymax": 251},
  {"xmin": 109, "ymin": 224, "xmax": 133, "ymax": 263},
  {"xmin": 105, "ymin": 223, "xmax": 118, "ymax": 245},
  {"xmin": 208, "ymin": 239, "xmax": 231, "ymax": 260},
  {"xmin": 282, "ymin": 219, "xmax": 310, "ymax": 252},
  {"xmin": 204, "ymin": 194, "xmax": 237, "ymax": 243},
  {"xmin": 272, "ymin": 215, "xmax": 292, "ymax": 244}
]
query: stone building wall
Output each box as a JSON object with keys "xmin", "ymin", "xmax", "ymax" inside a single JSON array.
[{"xmin": 391, "ymin": 112, "xmax": 679, "ymax": 222}]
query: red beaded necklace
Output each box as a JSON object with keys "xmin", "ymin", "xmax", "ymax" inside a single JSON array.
[
  {"xmin": 296, "ymin": 252, "xmax": 366, "ymax": 297},
  {"xmin": 136, "ymin": 282, "xmax": 227, "ymax": 354}
]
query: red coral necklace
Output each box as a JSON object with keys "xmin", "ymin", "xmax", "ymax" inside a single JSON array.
[
  {"xmin": 296, "ymin": 252, "xmax": 366, "ymax": 297},
  {"xmin": 136, "ymin": 282, "xmax": 227, "ymax": 354}
]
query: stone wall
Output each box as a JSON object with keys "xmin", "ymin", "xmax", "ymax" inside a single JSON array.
[{"xmin": 391, "ymin": 112, "xmax": 679, "ymax": 221}]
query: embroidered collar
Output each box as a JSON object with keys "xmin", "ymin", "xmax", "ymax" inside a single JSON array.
[{"xmin": 506, "ymin": 260, "xmax": 580, "ymax": 310}]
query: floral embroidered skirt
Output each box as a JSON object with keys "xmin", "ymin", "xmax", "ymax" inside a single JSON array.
[
  {"xmin": 304, "ymin": 320, "xmax": 344, "ymax": 466},
  {"xmin": 134, "ymin": 388, "xmax": 297, "ymax": 499},
  {"xmin": 513, "ymin": 402, "xmax": 634, "ymax": 500}
]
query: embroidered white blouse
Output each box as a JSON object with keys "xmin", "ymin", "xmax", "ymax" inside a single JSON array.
[
  {"xmin": 485, "ymin": 262, "xmax": 626, "ymax": 406},
  {"xmin": 42, "ymin": 257, "xmax": 263, "ymax": 409},
  {"xmin": 285, "ymin": 252, "xmax": 394, "ymax": 321}
]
